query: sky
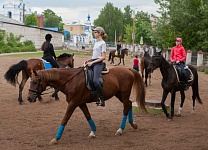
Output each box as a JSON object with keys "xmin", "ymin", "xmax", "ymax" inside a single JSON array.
[{"xmin": 0, "ymin": 0, "xmax": 160, "ymax": 24}]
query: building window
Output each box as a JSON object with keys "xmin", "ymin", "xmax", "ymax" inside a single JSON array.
[
  {"xmin": 70, "ymin": 27, "xmax": 73, "ymax": 31},
  {"xmin": 8, "ymin": 11, "xmax": 12, "ymax": 18}
]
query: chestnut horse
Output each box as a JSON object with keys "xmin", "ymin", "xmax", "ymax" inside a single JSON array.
[
  {"xmin": 27, "ymin": 67, "xmax": 147, "ymax": 144},
  {"xmin": 148, "ymin": 52, "xmax": 203, "ymax": 120},
  {"xmin": 108, "ymin": 48, "xmax": 128, "ymax": 65},
  {"xmin": 140, "ymin": 50, "xmax": 152, "ymax": 86},
  {"xmin": 4, "ymin": 53, "xmax": 74, "ymax": 104}
]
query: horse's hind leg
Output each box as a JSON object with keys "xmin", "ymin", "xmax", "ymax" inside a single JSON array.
[
  {"xmin": 176, "ymin": 91, "xmax": 185, "ymax": 117},
  {"xmin": 117, "ymin": 58, "xmax": 121, "ymax": 65},
  {"xmin": 79, "ymin": 104, "xmax": 96, "ymax": 138},
  {"xmin": 18, "ymin": 71, "xmax": 28, "ymax": 104},
  {"xmin": 115, "ymin": 99, "xmax": 137, "ymax": 135}
]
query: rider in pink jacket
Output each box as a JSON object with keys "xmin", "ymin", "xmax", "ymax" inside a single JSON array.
[{"xmin": 170, "ymin": 37, "xmax": 189, "ymax": 90}]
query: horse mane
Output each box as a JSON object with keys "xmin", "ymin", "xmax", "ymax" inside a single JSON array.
[
  {"xmin": 57, "ymin": 53, "xmax": 72, "ymax": 59},
  {"xmin": 38, "ymin": 69, "xmax": 60, "ymax": 81}
]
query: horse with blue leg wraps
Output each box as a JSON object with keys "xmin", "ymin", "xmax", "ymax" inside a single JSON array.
[
  {"xmin": 27, "ymin": 67, "xmax": 147, "ymax": 144},
  {"xmin": 148, "ymin": 52, "xmax": 203, "ymax": 120}
]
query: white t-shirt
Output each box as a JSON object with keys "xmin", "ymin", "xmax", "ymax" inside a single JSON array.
[{"xmin": 92, "ymin": 40, "xmax": 106, "ymax": 59}]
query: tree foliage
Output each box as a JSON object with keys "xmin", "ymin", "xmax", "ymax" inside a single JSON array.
[
  {"xmin": 25, "ymin": 14, "xmax": 39, "ymax": 27},
  {"xmin": 42, "ymin": 9, "xmax": 62, "ymax": 28},
  {"xmin": 154, "ymin": 0, "xmax": 208, "ymax": 52}
]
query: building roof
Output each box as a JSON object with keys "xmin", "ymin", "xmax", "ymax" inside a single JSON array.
[{"xmin": 0, "ymin": 14, "xmax": 22, "ymax": 24}]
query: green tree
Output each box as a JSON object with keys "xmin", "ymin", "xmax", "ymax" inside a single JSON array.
[
  {"xmin": 154, "ymin": 0, "xmax": 208, "ymax": 51},
  {"xmin": 25, "ymin": 14, "xmax": 39, "ymax": 26},
  {"xmin": 94, "ymin": 2, "xmax": 124, "ymax": 42},
  {"xmin": 42, "ymin": 9, "xmax": 62, "ymax": 27}
]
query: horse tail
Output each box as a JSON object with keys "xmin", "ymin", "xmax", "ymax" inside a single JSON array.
[
  {"xmin": 108, "ymin": 51, "xmax": 112, "ymax": 61},
  {"xmin": 192, "ymin": 69, "xmax": 203, "ymax": 104},
  {"xmin": 129, "ymin": 68, "xmax": 147, "ymax": 113},
  {"xmin": 4, "ymin": 60, "xmax": 27, "ymax": 86}
]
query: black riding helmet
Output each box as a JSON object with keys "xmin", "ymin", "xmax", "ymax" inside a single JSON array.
[{"xmin": 45, "ymin": 34, "xmax": 52, "ymax": 41}]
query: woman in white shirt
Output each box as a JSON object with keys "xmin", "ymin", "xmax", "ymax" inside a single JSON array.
[{"xmin": 85, "ymin": 26, "xmax": 108, "ymax": 106}]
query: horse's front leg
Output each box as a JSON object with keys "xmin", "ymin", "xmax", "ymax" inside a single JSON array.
[
  {"xmin": 169, "ymin": 91, "xmax": 176, "ymax": 120},
  {"xmin": 176, "ymin": 90, "xmax": 185, "ymax": 117},
  {"xmin": 117, "ymin": 58, "xmax": 121, "ymax": 65},
  {"xmin": 161, "ymin": 90, "xmax": 169, "ymax": 119},
  {"xmin": 149, "ymin": 73, "xmax": 151, "ymax": 86},
  {"xmin": 79, "ymin": 104, "xmax": 96, "ymax": 138},
  {"xmin": 50, "ymin": 102, "xmax": 77, "ymax": 145},
  {"xmin": 122, "ymin": 58, "xmax": 125, "ymax": 66}
]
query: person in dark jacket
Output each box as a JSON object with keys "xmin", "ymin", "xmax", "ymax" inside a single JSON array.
[{"xmin": 41, "ymin": 34, "xmax": 59, "ymax": 68}]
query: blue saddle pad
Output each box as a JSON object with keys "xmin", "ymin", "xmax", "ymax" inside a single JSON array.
[{"xmin": 41, "ymin": 59, "xmax": 52, "ymax": 69}]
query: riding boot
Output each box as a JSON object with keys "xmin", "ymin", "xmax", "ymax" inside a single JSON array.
[{"xmin": 95, "ymin": 86, "xmax": 105, "ymax": 107}]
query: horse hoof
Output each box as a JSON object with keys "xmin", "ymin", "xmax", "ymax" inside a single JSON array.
[
  {"xmin": 115, "ymin": 128, "xmax": 123, "ymax": 136},
  {"xmin": 175, "ymin": 114, "xmax": 181, "ymax": 117},
  {"xmin": 130, "ymin": 122, "xmax": 138, "ymax": 129},
  {"xmin": 88, "ymin": 131, "xmax": 96, "ymax": 138},
  {"xmin": 49, "ymin": 138, "xmax": 58, "ymax": 145}
]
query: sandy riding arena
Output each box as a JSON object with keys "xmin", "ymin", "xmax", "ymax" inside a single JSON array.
[{"xmin": 0, "ymin": 53, "xmax": 208, "ymax": 150}]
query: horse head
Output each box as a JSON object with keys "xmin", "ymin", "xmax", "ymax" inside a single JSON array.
[
  {"xmin": 27, "ymin": 70, "xmax": 46, "ymax": 103},
  {"xmin": 147, "ymin": 52, "xmax": 162, "ymax": 73},
  {"xmin": 122, "ymin": 48, "xmax": 128, "ymax": 56},
  {"xmin": 57, "ymin": 53, "xmax": 74, "ymax": 68}
]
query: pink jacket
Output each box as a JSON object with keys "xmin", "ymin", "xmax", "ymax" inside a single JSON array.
[{"xmin": 170, "ymin": 45, "xmax": 186, "ymax": 62}]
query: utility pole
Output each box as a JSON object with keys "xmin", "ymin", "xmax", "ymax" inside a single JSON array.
[
  {"xmin": 22, "ymin": 3, "xmax": 26, "ymax": 23},
  {"xmin": 132, "ymin": 10, "xmax": 135, "ymax": 55}
]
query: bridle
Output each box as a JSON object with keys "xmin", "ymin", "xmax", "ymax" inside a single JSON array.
[{"xmin": 150, "ymin": 55, "xmax": 170, "ymax": 70}]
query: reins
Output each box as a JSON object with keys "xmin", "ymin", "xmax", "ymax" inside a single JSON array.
[{"xmin": 51, "ymin": 67, "xmax": 84, "ymax": 97}]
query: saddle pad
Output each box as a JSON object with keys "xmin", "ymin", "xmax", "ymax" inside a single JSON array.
[
  {"xmin": 41, "ymin": 59, "xmax": 52, "ymax": 69},
  {"xmin": 173, "ymin": 65, "xmax": 193, "ymax": 83}
]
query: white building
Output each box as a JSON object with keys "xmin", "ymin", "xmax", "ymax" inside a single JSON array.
[{"xmin": 2, "ymin": 0, "xmax": 24, "ymax": 23}]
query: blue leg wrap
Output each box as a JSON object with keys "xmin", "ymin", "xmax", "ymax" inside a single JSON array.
[
  {"xmin": 55, "ymin": 125, "xmax": 65, "ymax": 140},
  {"xmin": 128, "ymin": 109, "xmax": 133, "ymax": 123},
  {"xmin": 120, "ymin": 115, "xmax": 127, "ymax": 130},
  {"xmin": 88, "ymin": 119, "xmax": 96, "ymax": 132}
]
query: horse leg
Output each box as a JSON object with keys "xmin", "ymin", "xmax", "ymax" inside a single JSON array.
[
  {"xmin": 52, "ymin": 89, "xmax": 59, "ymax": 101},
  {"xmin": 169, "ymin": 91, "xmax": 176, "ymax": 120},
  {"xmin": 161, "ymin": 90, "xmax": 169, "ymax": 119},
  {"xmin": 149, "ymin": 73, "xmax": 151, "ymax": 86},
  {"xmin": 122, "ymin": 58, "xmax": 125, "ymax": 66},
  {"xmin": 117, "ymin": 58, "xmax": 121, "ymax": 65},
  {"xmin": 144, "ymin": 70, "xmax": 148, "ymax": 87},
  {"xmin": 115, "ymin": 100, "xmax": 136, "ymax": 136},
  {"xmin": 18, "ymin": 71, "xmax": 28, "ymax": 104},
  {"xmin": 50, "ymin": 102, "xmax": 77, "ymax": 145},
  {"xmin": 176, "ymin": 91, "xmax": 185, "ymax": 117},
  {"xmin": 79, "ymin": 104, "xmax": 96, "ymax": 138}
]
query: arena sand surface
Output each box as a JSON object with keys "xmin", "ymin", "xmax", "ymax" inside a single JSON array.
[{"xmin": 0, "ymin": 53, "xmax": 208, "ymax": 150}]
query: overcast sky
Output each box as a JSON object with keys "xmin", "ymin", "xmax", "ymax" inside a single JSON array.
[{"xmin": 1, "ymin": 0, "xmax": 160, "ymax": 24}]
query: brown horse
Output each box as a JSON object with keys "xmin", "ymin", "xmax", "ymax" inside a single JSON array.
[
  {"xmin": 108, "ymin": 48, "xmax": 128, "ymax": 65},
  {"xmin": 27, "ymin": 67, "xmax": 147, "ymax": 144},
  {"xmin": 148, "ymin": 52, "xmax": 203, "ymax": 120},
  {"xmin": 4, "ymin": 53, "xmax": 74, "ymax": 104},
  {"xmin": 140, "ymin": 50, "xmax": 152, "ymax": 86}
]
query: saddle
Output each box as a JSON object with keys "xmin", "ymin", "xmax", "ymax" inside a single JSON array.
[
  {"xmin": 41, "ymin": 59, "xmax": 52, "ymax": 69},
  {"xmin": 173, "ymin": 65, "xmax": 193, "ymax": 83},
  {"xmin": 84, "ymin": 62, "xmax": 109, "ymax": 91}
]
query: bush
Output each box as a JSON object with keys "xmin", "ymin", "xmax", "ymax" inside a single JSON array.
[
  {"xmin": 205, "ymin": 69, "xmax": 208, "ymax": 74},
  {"xmin": 200, "ymin": 67, "xmax": 205, "ymax": 72}
]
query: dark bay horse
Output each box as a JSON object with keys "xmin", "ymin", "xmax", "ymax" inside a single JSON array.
[
  {"xmin": 4, "ymin": 53, "xmax": 74, "ymax": 104},
  {"xmin": 108, "ymin": 48, "xmax": 128, "ymax": 65},
  {"xmin": 148, "ymin": 52, "xmax": 203, "ymax": 120},
  {"xmin": 27, "ymin": 67, "xmax": 147, "ymax": 144},
  {"xmin": 140, "ymin": 50, "xmax": 152, "ymax": 86}
]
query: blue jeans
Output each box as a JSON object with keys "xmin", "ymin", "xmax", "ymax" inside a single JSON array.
[{"xmin": 177, "ymin": 62, "xmax": 187, "ymax": 84}]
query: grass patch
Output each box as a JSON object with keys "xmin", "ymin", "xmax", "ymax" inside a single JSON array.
[
  {"xmin": 133, "ymin": 106, "xmax": 170, "ymax": 116},
  {"xmin": 0, "ymin": 49, "xmax": 91, "ymax": 58},
  {"xmin": 205, "ymin": 69, "xmax": 208, "ymax": 74},
  {"xmin": 200, "ymin": 67, "xmax": 205, "ymax": 72}
]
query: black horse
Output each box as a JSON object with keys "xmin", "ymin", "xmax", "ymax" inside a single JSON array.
[
  {"xmin": 140, "ymin": 50, "xmax": 152, "ymax": 86},
  {"xmin": 148, "ymin": 52, "xmax": 203, "ymax": 120},
  {"xmin": 108, "ymin": 48, "xmax": 128, "ymax": 65}
]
